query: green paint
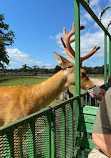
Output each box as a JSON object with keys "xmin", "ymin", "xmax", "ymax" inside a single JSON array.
[
  {"xmin": 98, "ymin": 5, "xmax": 111, "ymax": 21},
  {"xmin": 109, "ymin": 37, "xmax": 111, "ymax": 77},
  {"xmin": 74, "ymin": 0, "xmax": 80, "ymax": 97},
  {"xmin": 61, "ymin": 106, "xmax": 66, "ymax": 157},
  {"xmin": 104, "ymin": 33, "xmax": 107, "ymax": 85},
  {"xmin": 51, "ymin": 110, "xmax": 55, "ymax": 158},
  {"xmin": 69, "ymin": 101, "xmax": 74, "ymax": 157},
  {"xmin": 79, "ymin": 0, "xmax": 111, "ymax": 38}
]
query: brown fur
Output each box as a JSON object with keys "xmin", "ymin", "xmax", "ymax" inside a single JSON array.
[{"xmin": 0, "ymin": 53, "xmax": 95, "ymax": 127}]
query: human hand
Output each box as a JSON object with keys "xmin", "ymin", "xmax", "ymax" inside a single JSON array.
[{"xmin": 93, "ymin": 88, "xmax": 105, "ymax": 101}]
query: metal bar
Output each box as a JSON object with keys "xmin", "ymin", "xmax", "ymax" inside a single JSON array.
[
  {"xmin": 109, "ymin": 37, "xmax": 111, "ymax": 77},
  {"xmin": 104, "ymin": 33, "xmax": 107, "ymax": 85},
  {"xmin": 61, "ymin": 106, "xmax": 66, "ymax": 157},
  {"xmin": 74, "ymin": 0, "xmax": 80, "ymax": 96},
  {"xmin": 51, "ymin": 109, "xmax": 55, "ymax": 158},
  {"xmin": 79, "ymin": 0, "xmax": 111, "ymax": 38},
  {"xmin": 45, "ymin": 113, "xmax": 51, "ymax": 158},
  {"xmin": 69, "ymin": 101, "xmax": 74, "ymax": 157},
  {"xmin": 74, "ymin": 4, "xmax": 81, "ymax": 156},
  {"xmin": 106, "ymin": 21, "xmax": 111, "ymax": 30},
  {"xmin": 0, "ymin": 107, "xmax": 51, "ymax": 133},
  {"xmin": 85, "ymin": 0, "xmax": 89, "ymax": 4},
  {"xmin": 28, "ymin": 121, "xmax": 36, "ymax": 158},
  {"xmin": 54, "ymin": 97, "xmax": 78, "ymax": 110},
  {"xmin": 98, "ymin": 5, "xmax": 111, "ymax": 21}
]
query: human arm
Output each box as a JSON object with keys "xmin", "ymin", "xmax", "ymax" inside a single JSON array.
[
  {"xmin": 92, "ymin": 89, "xmax": 111, "ymax": 157},
  {"xmin": 92, "ymin": 133, "xmax": 111, "ymax": 158}
]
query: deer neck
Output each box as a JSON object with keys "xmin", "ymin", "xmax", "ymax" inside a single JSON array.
[{"xmin": 30, "ymin": 70, "xmax": 68, "ymax": 112}]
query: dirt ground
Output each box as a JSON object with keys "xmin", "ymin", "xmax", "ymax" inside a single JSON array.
[{"xmin": 90, "ymin": 78, "xmax": 104, "ymax": 86}]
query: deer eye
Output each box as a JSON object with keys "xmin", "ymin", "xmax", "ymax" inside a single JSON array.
[
  {"xmin": 68, "ymin": 66, "xmax": 73, "ymax": 68},
  {"xmin": 82, "ymin": 72, "xmax": 86, "ymax": 78}
]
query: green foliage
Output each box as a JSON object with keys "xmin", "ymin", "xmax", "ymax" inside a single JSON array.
[
  {"xmin": 54, "ymin": 65, "xmax": 61, "ymax": 73},
  {"xmin": 0, "ymin": 14, "xmax": 15, "ymax": 68},
  {"xmin": 0, "ymin": 45, "xmax": 9, "ymax": 68},
  {"xmin": 20, "ymin": 64, "xmax": 30, "ymax": 72},
  {"xmin": 0, "ymin": 64, "xmax": 105, "ymax": 75},
  {"xmin": 83, "ymin": 65, "xmax": 104, "ymax": 74}
]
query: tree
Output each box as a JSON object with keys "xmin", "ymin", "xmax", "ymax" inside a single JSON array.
[
  {"xmin": 0, "ymin": 14, "xmax": 15, "ymax": 68},
  {"xmin": 54, "ymin": 65, "xmax": 61, "ymax": 73},
  {"xmin": 20, "ymin": 64, "xmax": 29, "ymax": 72},
  {"xmin": 32, "ymin": 65, "xmax": 39, "ymax": 72}
]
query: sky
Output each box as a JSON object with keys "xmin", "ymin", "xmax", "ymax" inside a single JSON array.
[{"xmin": 1, "ymin": 0, "xmax": 111, "ymax": 69}]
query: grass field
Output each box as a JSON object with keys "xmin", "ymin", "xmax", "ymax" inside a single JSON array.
[
  {"xmin": 0, "ymin": 74, "xmax": 104, "ymax": 106},
  {"xmin": 0, "ymin": 76, "xmax": 46, "ymax": 86}
]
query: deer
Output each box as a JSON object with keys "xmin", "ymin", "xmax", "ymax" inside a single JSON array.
[
  {"xmin": 56, "ymin": 87, "xmax": 73, "ymax": 101},
  {"xmin": 0, "ymin": 22, "xmax": 100, "ymax": 127},
  {"xmin": 0, "ymin": 23, "xmax": 100, "ymax": 157}
]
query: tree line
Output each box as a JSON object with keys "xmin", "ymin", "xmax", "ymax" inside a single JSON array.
[{"xmin": 0, "ymin": 64, "xmax": 107, "ymax": 75}]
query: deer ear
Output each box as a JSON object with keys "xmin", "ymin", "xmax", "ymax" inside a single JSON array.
[{"xmin": 54, "ymin": 51, "xmax": 71, "ymax": 68}]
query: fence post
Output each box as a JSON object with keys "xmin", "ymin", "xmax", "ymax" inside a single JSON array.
[
  {"xmin": 74, "ymin": 0, "xmax": 81, "ymax": 156},
  {"xmin": 104, "ymin": 33, "xmax": 107, "ymax": 85},
  {"xmin": 109, "ymin": 37, "xmax": 111, "ymax": 77},
  {"xmin": 69, "ymin": 101, "xmax": 74, "ymax": 157},
  {"xmin": 51, "ymin": 109, "xmax": 55, "ymax": 158},
  {"xmin": 28, "ymin": 121, "xmax": 36, "ymax": 158},
  {"xmin": 74, "ymin": 0, "xmax": 80, "ymax": 97},
  {"xmin": 61, "ymin": 106, "xmax": 66, "ymax": 157},
  {"xmin": 85, "ymin": 0, "xmax": 89, "ymax": 3}
]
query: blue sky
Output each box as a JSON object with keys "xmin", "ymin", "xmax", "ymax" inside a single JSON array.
[{"xmin": 1, "ymin": 0, "xmax": 111, "ymax": 69}]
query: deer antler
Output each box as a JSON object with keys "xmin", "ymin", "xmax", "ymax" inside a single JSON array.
[
  {"xmin": 61, "ymin": 23, "xmax": 100, "ymax": 66},
  {"xmin": 61, "ymin": 23, "xmax": 84, "ymax": 60},
  {"xmin": 80, "ymin": 46, "xmax": 100, "ymax": 64}
]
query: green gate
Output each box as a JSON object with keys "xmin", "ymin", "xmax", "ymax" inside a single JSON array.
[
  {"xmin": 0, "ymin": 90, "xmax": 105, "ymax": 158},
  {"xmin": 0, "ymin": 0, "xmax": 111, "ymax": 157}
]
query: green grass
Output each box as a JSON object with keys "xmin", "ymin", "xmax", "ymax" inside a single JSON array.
[{"xmin": 0, "ymin": 76, "xmax": 46, "ymax": 86}]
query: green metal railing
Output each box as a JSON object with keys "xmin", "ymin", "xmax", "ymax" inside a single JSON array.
[
  {"xmin": 0, "ymin": 0, "xmax": 111, "ymax": 157},
  {"xmin": 74, "ymin": 0, "xmax": 111, "ymax": 89},
  {"xmin": 0, "ymin": 91, "xmax": 103, "ymax": 158},
  {"xmin": 98, "ymin": 5, "xmax": 111, "ymax": 83}
]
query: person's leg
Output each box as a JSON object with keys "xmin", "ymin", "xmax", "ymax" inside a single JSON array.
[{"xmin": 88, "ymin": 148, "xmax": 108, "ymax": 158}]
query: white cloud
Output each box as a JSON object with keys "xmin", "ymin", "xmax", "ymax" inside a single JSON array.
[
  {"xmin": 90, "ymin": 0, "xmax": 100, "ymax": 7},
  {"xmin": 50, "ymin": 33, "xmax": 63, "ymax": 47},
  {"xmin": 52, "ymin": 28, "xmax": 105, "ymax": 67},
  {"xmin": 53, "ymin": 29, "xmax": 104, "ymax": 55},
  {"xmin": 7, "ymin": 48, "xmax": 52, "ymax": 68},
  {"xmin": 101, "ymin": 9, "xmax": 111, "ymax": 28},
  {"xmin": 50, "ymin": 1, "xmax": 111, "ymax": 67},
  {"xmin": 89, "ymin": 0, "xmax": 101, "ymax": 16},
  {"xmin": 84, "ymin": 13, "xmax": 92, "ymax": 21},
  {"xmin": 80, "ymin": 19, "xmax": 87, "ymax": 26}
]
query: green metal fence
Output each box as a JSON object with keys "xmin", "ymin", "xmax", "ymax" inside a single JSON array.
[
  {"xmin": 0, "ymin": 0, "xmax": 111, "ymax": 157},
  {"xmin": 0, "ymin": 91, "xmax": 104, "ymax": 158}
]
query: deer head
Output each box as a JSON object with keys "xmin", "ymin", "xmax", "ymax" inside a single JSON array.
[{"xmin": 55, "ymin": 23, "xmax": 100, "ymax": 90}]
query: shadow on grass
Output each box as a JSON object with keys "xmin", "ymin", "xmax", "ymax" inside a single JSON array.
[{"xmin": 0, "ymin": 76, "xmax": 21, "ymax": 84}]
